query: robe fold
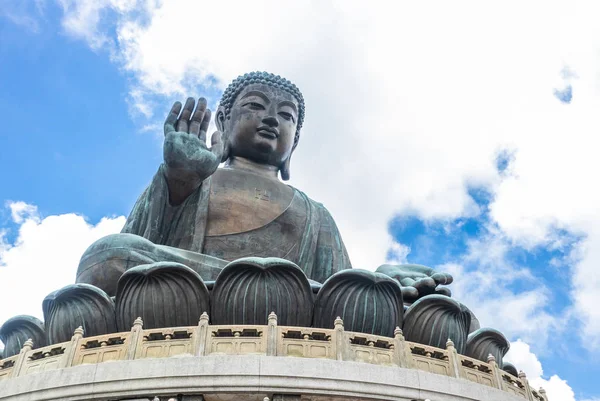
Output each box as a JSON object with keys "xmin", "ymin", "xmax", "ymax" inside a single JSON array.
[{"xmin": 122, "ymin": 165, "xmax": 351, "ymax": 283}]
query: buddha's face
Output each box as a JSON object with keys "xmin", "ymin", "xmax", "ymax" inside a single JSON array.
[{"xmin": 224, "ymin": 83, "xmax": 299, "ymax": 168}]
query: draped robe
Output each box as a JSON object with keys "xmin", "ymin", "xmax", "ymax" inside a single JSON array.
[{"xmin": 121, "ymin": 165, "xmax": 351, "ymax": 283}]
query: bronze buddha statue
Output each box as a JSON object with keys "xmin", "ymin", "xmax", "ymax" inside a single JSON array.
[
  {"xmin": 75, "ymin": 72, "xmax": 452, "ymax": 300},
  {"xmin": 76, "ymin": 73, "xmax": 351, "ymax": 296},
  {"xmin": 3, "ymin": 73, "xmax": 511, "ymax": 369}
]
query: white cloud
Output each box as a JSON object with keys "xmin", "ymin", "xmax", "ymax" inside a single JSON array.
[
  {"xmin": 505, "ymin": 340, "xmax": 576, "ymax": 401},
  {"xmin": 48, "ymin": 0, "xmax": 600, "ymax": 348},
  {"xmin": 8, "ymin": 201, "xmax": 39, "ymax": 224},
  {"xmin": 385, "ymin": 240, "xmax": 411, "ymax": 264},
  {"xmin": 0, "ymin": 202, "xmax": 125, "ymax": 336}
]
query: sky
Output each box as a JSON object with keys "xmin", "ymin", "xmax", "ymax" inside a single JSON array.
[{"xmin": 0, "ymin": 0, "xmax": 598, "ymax": 399}]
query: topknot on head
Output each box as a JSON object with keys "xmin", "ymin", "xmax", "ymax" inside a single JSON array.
[{"xmin": 219, "ymin": 71, "xmax": 305, "ymax": 148}]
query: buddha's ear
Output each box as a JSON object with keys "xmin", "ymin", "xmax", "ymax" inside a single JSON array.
[
  {"xmin": 280, "ymin": 155, "xmax": 292, "ymax": 181},
  {"xmin": 215, "ymin": 106, "xmax": 227, "ymax": 132},
  {"xmin": 215, "ymin": 106, "xmax": 230, "ymax": 162},
  {"xmin": 281, "ymin": 132, "xmax": 300, "ymax": 181}
]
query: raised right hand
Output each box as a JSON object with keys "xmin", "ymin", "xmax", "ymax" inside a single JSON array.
[{"xmin": 163, "ymin": 97, "xmax": 223, "ymax": 204}]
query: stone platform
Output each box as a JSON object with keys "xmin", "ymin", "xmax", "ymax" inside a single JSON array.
[{"xmin": 0, "ymin": 314, "xmax": 546, "ymax": 401}]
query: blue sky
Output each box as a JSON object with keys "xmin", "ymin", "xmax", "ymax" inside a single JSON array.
[{"xmin": 1, "ymin": 2, "xmax": 600, "ymax": 400}]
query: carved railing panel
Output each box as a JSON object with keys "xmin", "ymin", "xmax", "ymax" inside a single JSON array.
[
  {"xmin": 408, "ymin": 342, "xmax": 451, "ymax": 376},
  {"xmin": 278, "ymin": 327, "xmax": 333, "ymax": 359},
  {"xmin": 207, "ymin": 325, "xmax": 266, "ymax": 355},
  {"xmin": 73, "ymin": 333, "xmax": 129, "ymax": 365},
  {"xmin": 0, "ymin": 317, "xmax": 546, "ymax": 401},
  {"xmin": 0, "ymin": 355, "xmax": 17, "ymax": 379},
  {"xmin": 347, "ymin": 333, "xmax": 395, "ymax": 365},
  {"xmin": 21, "ymin": 345, "xmax": 66, "ymax": 375},
  {"xmin": 502, "ymin": 372, "xmax": 529, "ymax": 398},
  {"xmin": 460, "ymin": 355, "xmax": 495, "ymax": 388},
  {"xmin": 138, "ymin": 327, "xmax": 194, "ymax": 358}
]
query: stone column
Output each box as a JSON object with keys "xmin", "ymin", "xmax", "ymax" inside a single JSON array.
[
  {"xmin": 519, "ymin": 370, "xmax": 535, "ymax": 401},
  {"xmin": 487, "ymin": 354, "xmax": 503, "ymax": 390},
  {"xmin": 63, "ymin": 326, "xmax": 84, "ymax": 368},
  {"xmin": 393, "ymin": 327, "xmax": 410, "ymax": 368},
  {"xmin": 446, "ymin": 339, "xmax": 462, "ymax": 379},
  {"xmin": 12, "ymin": 338, "xmax": 33, "ymax": 377},
  {"xmin": 267, "ymin": 312, "xmax": 278, "ymax": 356},
  {"xmin": 194, "ymin": 312, "xmax": 210, "ymax": 356},
  {"xmin": 127, "ymin": 317, "xmax": 144, "ymax": 360},
  {"xmin": 334, "ymin": 317, "xmax": 345, "ymax": 361}
]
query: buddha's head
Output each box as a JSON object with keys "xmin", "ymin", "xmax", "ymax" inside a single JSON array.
[{"xmin": 216, "ymin": 72, "xmax": 305, "ymax": 180}]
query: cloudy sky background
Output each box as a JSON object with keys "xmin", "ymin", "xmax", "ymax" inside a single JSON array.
[{"xmin": 1, "ymin": 1, "xmax": 599, "ymax": 399}]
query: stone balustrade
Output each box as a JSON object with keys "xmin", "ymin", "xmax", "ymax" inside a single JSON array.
[{"xmin": 0, "ymin": 312, "xmax": 546, "ymax": 401}]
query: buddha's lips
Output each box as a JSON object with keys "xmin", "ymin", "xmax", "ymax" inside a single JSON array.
[{"xmin": 257, "ymin": 126, "xmax": 279, "ymax": 139}]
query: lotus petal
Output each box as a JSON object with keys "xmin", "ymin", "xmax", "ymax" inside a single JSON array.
[
  {"xmin": 503, "ymin": 362, "xmax": 519, "ymax": 377},
  {"xmin": 466, "ymin": 327, "xmax": 510, "ymax": 367},
  {"xmin": 43, "ymin": 284, "xmax": 116, "ymax": 344},
  {"xmin": 115, "ymin": 262, "xmax": 209, "ymax": 331},
  {"xmin": 211, "ymin": 257, "xmax": 313, "ymax": 326},
  {"xmin": 0, "ymin": 315, "xmax": 46, "ymax": 357},
  {"xmin": 403, "ymin": 294, "xmax": 471, "ymax": 353},
  {"xmin": 313, "ymin": 269, "xmax": 403, "ymax": 337}
]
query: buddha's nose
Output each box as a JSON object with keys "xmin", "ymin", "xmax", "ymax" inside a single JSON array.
[{"xmin": 262, "ymin": 115, "xmax": 279, "ymax": 127}]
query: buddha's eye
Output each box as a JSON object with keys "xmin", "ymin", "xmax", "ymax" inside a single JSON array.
[
  {"xmin": 279, "ymin": 112, "xmax": 294, "ymax": 122},
  {"xmin": 243, "ymin": 102, "xmax": 265, "ymax": 110}
]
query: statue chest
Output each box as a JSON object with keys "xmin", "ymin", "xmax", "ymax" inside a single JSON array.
[{"xmin": 205, "ymin": 169, "xmax": 295, "ymax": 236}]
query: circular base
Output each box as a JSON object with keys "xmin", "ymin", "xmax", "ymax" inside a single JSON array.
[{"xmin": 0, "ymin": 355, "xmax": 526, "ymax": 401}]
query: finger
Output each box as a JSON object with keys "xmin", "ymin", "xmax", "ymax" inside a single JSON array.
[
  {"xmin": 176, "ymin": 97, "xmax": 195, "ymax": 132},
  {"xmin": 198, "ymin": 109, "xmax": 211, "ymax": 142},
  {"xmin": 432, "ymin": 272, "xmax": 452, "ymax": 285},
  {"xmin": 412, "ymin": 277, "xmax": 436, "ymax": 295},
  {"xmin": 433, "ymin": 272, "xmax": 453, "ymax": 285},
  {"xmin": 435, "ymin": 286, "xmax": 452, "ymax": 297},
  {"xmin": 164, "ymin": 101, "xmax": 182, "ymax": 135},
  {"xmin": 400, "ymin": 286, "xmax": 419, "ymax": 300},
  {"xmin": 189, "ymin": 97, "xmax": 207, "ymax": 137},
  {"xmin": 400, "ymin": 277, "xmax": 416, "ymax": 287}
]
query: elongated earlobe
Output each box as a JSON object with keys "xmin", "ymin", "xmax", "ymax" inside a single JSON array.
[
  {"xmin": 220, "ymin": 137, "xmax": 231, "ymax": 163},
  {"xmin": 280, "ymin": 156, "xmax": 291, "ymax": 181},
  {"xmin": 216, "ymin": 107, "xmax": 230, "ymax": 162}
]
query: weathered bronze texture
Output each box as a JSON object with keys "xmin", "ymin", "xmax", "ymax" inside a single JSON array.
[
  {"xmin": 312, "ymin": 269, "xmax": 404, "ymax": 337},
  {"xmin": 403, "ymin": 294, "xmax": 471, "ymax": 354},
  {"xmin": 503, "ymin": 362, "xmax": 519, "ymax": 377},
  {"xmin": 1, "ymin": 72, "xmax": 517, "ymax": 378},
  {"xmin": 74, "ymin": 71, "xmax": 456, "ymax": 303},
  {"xmin": 42, "ymin": 284, "xmax": 116, "ymax": 344},
  {"xmin": 0, "ymin": 315, "xmax": 46, "ymax": 357},
  {"xmin": 210, "ymin": 257, "xmax": 313, "ymax": 326},
  {"xmin": 376, "ymin": 264, "xmax": 453, "ymax": 303},
  {"xmin": 76, "ymin": 75, "xmax": 352, "ymax": 297},
  {"xmin": 465, "ymin": 328, "xmax": 510, "ymax": 368},
  {"xmin": 115, "ymin": 262, "xmax": 210, "ymax": 331}
]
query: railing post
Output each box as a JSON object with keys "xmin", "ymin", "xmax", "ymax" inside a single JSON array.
[
  {"xmin": 12, "ymin": 338, "xmax": 33, "ymax": 377},
  {"xmin": 334, "ymin": 317, "xmax": 345, "ymax": 361},
  {"xmin": 127, "ymin": 317, "xmax": 144, "ymax": 360},
  {"xmin": 194, "ymin": 312, "xmax": 210, "ymax": 356},
  {"xmin": 445, "ymin": 339, "xmax": 462, "ymax": 379},
  {"xmin": 267, "ymin": 312, "xmax": 278, "ymax": 356},
  {"xmin": 63, "ymin": 326, "xmax": 84, "ymax": 368},
  {"xmin": 487, "ymin": 354, "xmax": 504, "ymax": 390},
  {"xmin": 393, "ymin": 327, "xmax": 410, "ymax": 368},
  {"xmin": 519, "ymin": 370, "xmax": 535, "ymax": 401}
]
